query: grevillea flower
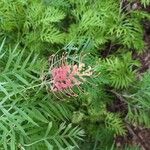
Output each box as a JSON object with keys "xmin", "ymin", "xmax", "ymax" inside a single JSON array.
[{"xmin": 43, "ymin": 53, "xmax": 93, "ymax": 97}]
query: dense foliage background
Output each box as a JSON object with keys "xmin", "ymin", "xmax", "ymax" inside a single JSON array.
[{"xmin": 0, "ymin": 0, "xmax": 150, "ymax": 149}]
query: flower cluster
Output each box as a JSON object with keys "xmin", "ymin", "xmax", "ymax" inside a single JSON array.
[
  {"xmin": 51, "ymin": 63, "xmax": 92, "ymax": 92},
  {"xmin": 41, "ymin": 53, "xmax": 93, "ymax": 97}
]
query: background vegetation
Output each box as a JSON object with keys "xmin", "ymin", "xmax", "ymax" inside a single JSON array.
[{"xmin": 0, "ymin": 0, "xmax": 150, "ymax": 149}]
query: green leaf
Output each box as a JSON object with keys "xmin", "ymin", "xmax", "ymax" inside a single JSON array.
[
  {"xmin": 15, "ymin": 107, "xmax": 38, "ymax": 126},
  {"xmin": 45, "ymin": 122, "xmax": 53, "ymax": 137},
  {"xmin": 44, "ymin": 140, "xmax": 53, "ymax": 150}
]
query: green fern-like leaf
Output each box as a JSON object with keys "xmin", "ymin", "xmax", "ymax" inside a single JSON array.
[
  {"xmin": 126, "ymin": 71, "xmax": 150, "ymax": 127},
  {"xmin": 104, "ymin": 53, "xmax": 139, "ymax": 89},
  {"xmin": 0, "ymin": 40, "xmax": 84, "ymax": 150}
]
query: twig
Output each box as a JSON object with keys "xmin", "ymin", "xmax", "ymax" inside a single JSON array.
[
  {"xmin": 126, "ymin": 122, "xmax": 147, "ymax": 150},
  {"xmin": 110, "ymin": 90, "xmax": 127, "ymax": 104}
]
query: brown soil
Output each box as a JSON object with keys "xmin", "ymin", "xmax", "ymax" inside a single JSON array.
[{"xmin": 116, "ymin": 127, "xmax": 150, "ymax": 150}]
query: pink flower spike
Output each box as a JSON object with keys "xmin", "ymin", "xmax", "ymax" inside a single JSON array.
[{"xmin": 46, "ymin": 53, "xmax": 93, "ymax": 96}]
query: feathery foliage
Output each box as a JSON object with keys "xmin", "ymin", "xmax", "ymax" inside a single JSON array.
[
  {"xmin": 125, "ymin": 71, "xmax": 150, "ymax": 127},
  {"xmin": 0, "ymin": 40, "xmax": 84, "ymax": 149},
  {"xmin": 0, "ymin": 0, "xmax": 150, "ymax": 149}
]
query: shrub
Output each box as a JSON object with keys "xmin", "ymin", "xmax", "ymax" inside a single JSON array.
[{"xmin": 0, "ymin": 0, "xmax": 150, "ymax": 149}]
